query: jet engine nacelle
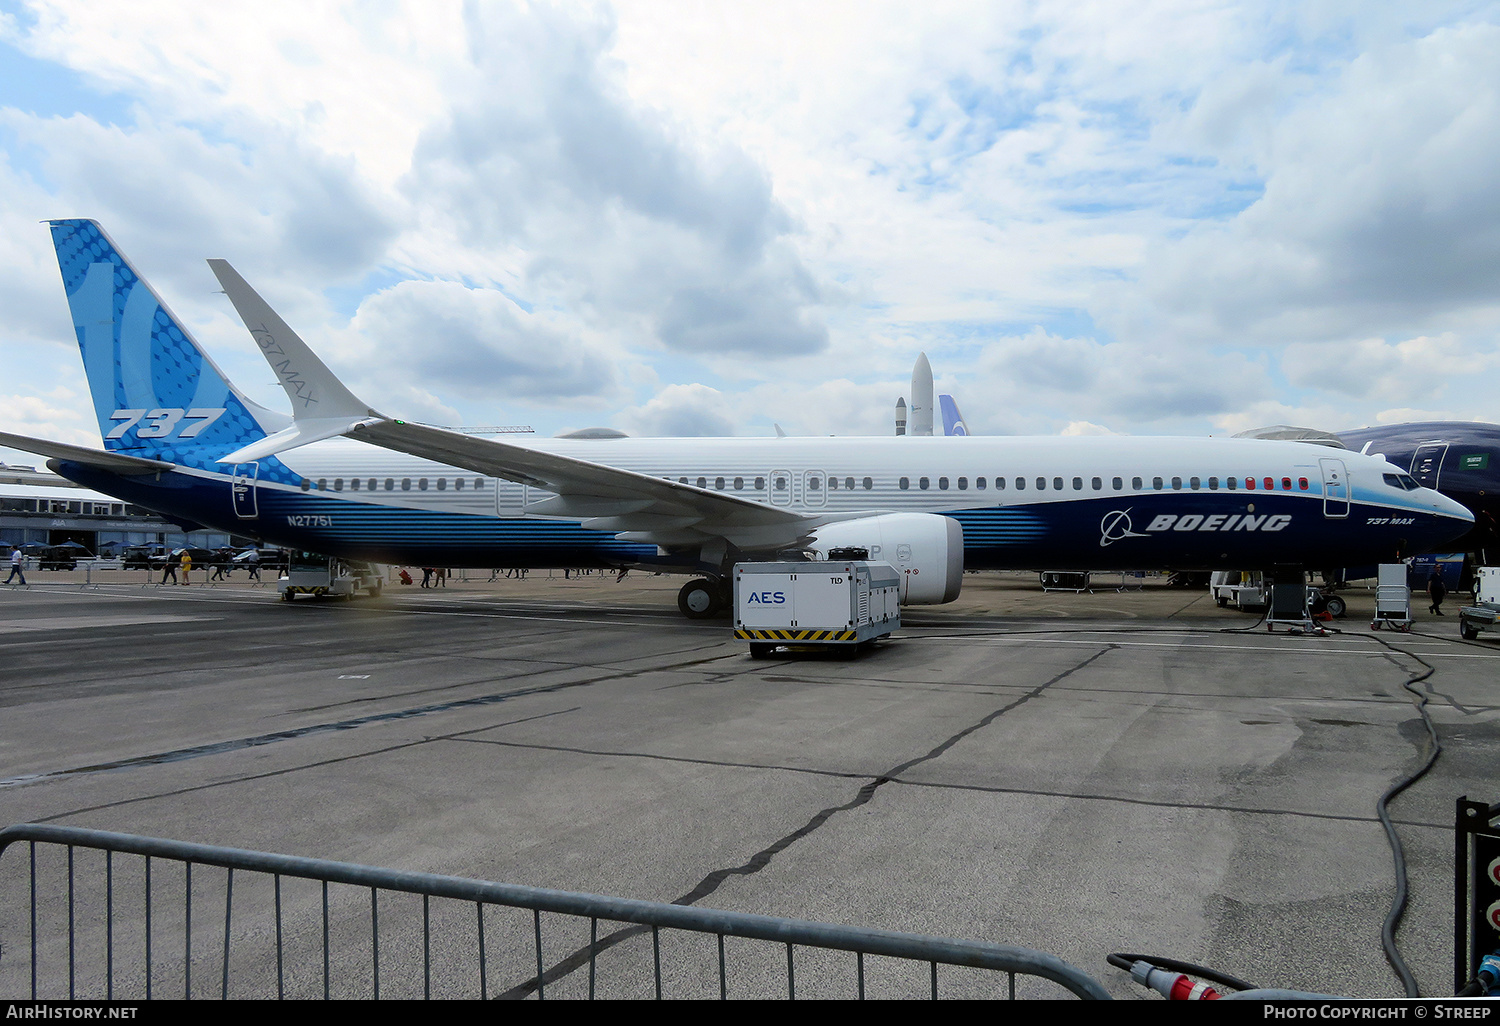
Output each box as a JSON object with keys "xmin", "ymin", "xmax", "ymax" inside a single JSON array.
[{"xmin": 808, "ymin": 513, "xmax": 964, "ymax": 604}]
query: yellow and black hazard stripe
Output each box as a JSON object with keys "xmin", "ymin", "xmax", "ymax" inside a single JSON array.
[{"xmin": 734, "ymin": 628, "xmax": 858, "ymax": 642}]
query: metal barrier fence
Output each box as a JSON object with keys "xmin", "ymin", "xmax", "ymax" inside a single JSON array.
[{"xmin": 0, "ymin": 824, "xmax": 1108, "ymax": 1000}]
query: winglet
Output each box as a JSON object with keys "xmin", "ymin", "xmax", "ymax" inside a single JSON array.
[{"xmin": 207, "ymin": 259, "xmax": 384, "ymax": 463}]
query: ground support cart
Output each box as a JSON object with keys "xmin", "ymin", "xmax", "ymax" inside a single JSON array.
[
  {"xmin": 733, "ymin": 559, "xmax": 900, "ymax": 658},
  {"xmin": 280, "ymin": 554, "xmax": 385, "ymax": 601},
  {"xmin": 1371, "ymin": 562, "xmax": 1412, "ymax": 631},
  {"xmin": 1458, "ymin": 565, "xmax": 1500, "ymax": 641}
]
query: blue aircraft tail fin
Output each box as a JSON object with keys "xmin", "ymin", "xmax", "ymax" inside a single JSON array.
[
  {"xmin": 938, "ymin": 394, "xmax": 969, "ymax": 436},
  {"xmin": 46, "ymin": 219, "xmax": 289, "ymax": 461}
]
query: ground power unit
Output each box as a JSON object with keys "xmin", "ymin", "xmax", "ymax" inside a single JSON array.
[{"xmin": 733, "ymin": 558, "xmax": 900, "ymax": 658}]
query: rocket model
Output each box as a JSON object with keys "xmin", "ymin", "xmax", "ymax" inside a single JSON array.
[
  {"xmin": 895, "ymin": 397, "xmax": 907, "ymax": 435},
  {"xmin": 908, "ymin": 352, "xmax": 934, "ymax": 436}
]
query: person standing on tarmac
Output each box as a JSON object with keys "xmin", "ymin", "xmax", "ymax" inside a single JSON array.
[
  {"xmin": 1428, "ymin": 569, "xmax": 1448, "ymax": 615},
  {"xmin": 6, "ymin": 545, "xmax": 24, "ymax": 586},
  {"xmin": 180, "ymin": 551, "xmax": 192, "ymax": 585}
]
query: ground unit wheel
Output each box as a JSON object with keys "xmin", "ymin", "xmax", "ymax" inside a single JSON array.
[
  {"xmin": 1325, "ymin": 595, "xmax": 1346, "ymax": 618},
  {"xmin": 281, "ymin": 589, "xmax": 295, "ymax": 602},
  {"xmin": 749, "ymin": 642, "xmax": 774, "ymax": 659},
  {"xmin": 677, "ymin": 578, "xmax": 720, "ymax": 619},
  {"xmin": 1461, "ymin": 619, "xmax": 1480, "ymax": 640}
]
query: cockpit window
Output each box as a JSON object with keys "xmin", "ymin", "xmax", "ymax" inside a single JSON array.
[{"xmin": 1383, "ymin": 473, "xmax": 1420, "ymax": 491}]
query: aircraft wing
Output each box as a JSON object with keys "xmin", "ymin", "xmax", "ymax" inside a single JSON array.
[
  {"xmin": 208, "ymin": 259, "xmax": 880, "ymax": 548},
  {"xmin": 0, "ymin": 429, "xmax": 175, "ymax": 475},
  {"xmin": 350, "ymin": 416, "xmax": 827, "ymax": 534}
]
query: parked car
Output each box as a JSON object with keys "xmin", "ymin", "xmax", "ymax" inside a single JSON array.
[
  {"xmin": 36, "ymin": 543, "xmax": 90, "ymax": 570},
  {"xmin": 122, "ymin": 545, "xmax": 164, "ymax": 569}
]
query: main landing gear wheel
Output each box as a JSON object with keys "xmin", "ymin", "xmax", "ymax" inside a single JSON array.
[
  {"xmin": 677, "ymin": 578, "xmax": 721, "ymax": 619},
  {"xmin": 1325, "ymin": 595, "xmax": 1346, "ymax": 618}
]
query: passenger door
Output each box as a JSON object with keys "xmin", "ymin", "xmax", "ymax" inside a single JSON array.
[
  {"xmin": 1319, "ymin": 457, "xmax": 1349, "ymax": 518},
  {"xmin": 1409, "ymin": 442, "xmax": 1449, "ymax": 490}
]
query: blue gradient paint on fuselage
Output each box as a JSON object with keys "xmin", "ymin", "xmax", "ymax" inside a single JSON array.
[{"xmin": 58, "ymin": 461, "xmax": 1457, "ymax": 573}]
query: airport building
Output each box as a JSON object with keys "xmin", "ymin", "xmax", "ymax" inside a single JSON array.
[{"xmin": 0, "ymin": 462, "xmax": 241, "ymax": 553}]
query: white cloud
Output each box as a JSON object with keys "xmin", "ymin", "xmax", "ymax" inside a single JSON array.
[
  {"xmin": 346, "ymin": 279, "xmax": 621, "ymax": 409},
  {"xmin": 1124, "ymin": 22, "xmax": 1500, "ymax": 346},
  {"xmin": 618, "ymin": 383, "xmax": 737, "ymax": 437},
  {"xmin": 403, "ymin": 3, "xmax": 828, "ymax": 358}
]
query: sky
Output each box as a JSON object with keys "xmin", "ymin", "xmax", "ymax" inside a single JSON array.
[{"xmin": 2, "ymin": 0, "xmax": 1499, "ymax": 466}]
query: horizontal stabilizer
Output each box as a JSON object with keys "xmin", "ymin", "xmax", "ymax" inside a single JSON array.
[
  {"xmin": 0, "ymin": 429, "xmax": 174, "ymax": 475},
  {"xmin": 219, "ymin": 415, "xmax": 380, "ymax": 465}
]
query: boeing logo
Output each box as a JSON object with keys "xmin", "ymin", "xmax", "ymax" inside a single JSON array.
[
  {"xmin": 1099, "ymin": 509, "xmax": 1150, "ymax": 547},
  {"xmin": 1101, "ymin": 510, "xmax": 1292, "ymax": 545}
]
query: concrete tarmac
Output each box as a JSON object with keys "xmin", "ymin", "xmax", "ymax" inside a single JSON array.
[{"xmin": 0, "ymin": 570, "xmax": 1496, "ymax": 999}]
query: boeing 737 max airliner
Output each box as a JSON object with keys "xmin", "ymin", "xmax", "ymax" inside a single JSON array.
[{"xmin": 0, "ymin": 220, "xmax": 1473, "ymax": 617}]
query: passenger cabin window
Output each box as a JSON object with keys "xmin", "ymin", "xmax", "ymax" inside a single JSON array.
[
  {"xmin": 437, "ymin": 478, "xmax": 446, "ymax": 491},
  {"xmin": 828, "ymin": 477, "xmax": 838, "ymax": 490},
  {"xmin": 300, "ymin": 479, "xmax": 311, "ymax": 491},
  {"xmin": 774, "ymin": 475, "xmax": 788, "ymax": 491},
  {"xmin": 1015, "ymin": 477, "xmax": 1025, "ymax": 490},
  {"xmin": 1132, "ymin": 477, "xmax": 1142, "ymax": 490},
  {"xmin": 846, "ymin": 477, "xmax": 856, "ymax": 490},
  {"xmin": 900, "ymin": 477, "xmax": 910, "ymax": 490},
  {"xmin": 1036, "ymin": 477, "xmax": 1046, "ymax": 490},
  {"xmin": 1171, "ymin": 477, "xmax": 1182, "ymax": 490},
  {"xmin": 919, "ymin": 477, "xmax": 930, "ymax": 490},
  {"xmin": 756, "ymin": 477, "xmax": 766, "ymax": 489},
  {"xmin": 937, "ymin": 477, "xmax": 948, "ymax": 490},
  {"xmin": 333, "ymin": 479, "xmax": 343, "ymax": 491},
  {"xmin": 1092, "ymin": 477, "xmax": 1101, "ymax": 490},
  {"xmin": 1153, "ymin": 477, "xmax": 1163, "ymax": 490},
  {"xmin": 1113, "ymin": 477, "xmax": 1123, "ymax": 490},
  {"xmin": 1226, "ymin": 477, "xmax": 1236, "ymax": 490},
  {"xmin": 402, "ymin": 478, "xmax": 411, "ymax": 491},
  {"xmin": 715, "ymin": 477, "xmax": 725, "ymax": 490},
  {"xmin": 977, "ymin": 477, "xmax": 987, "ymax": 489},
  {"xmin": 1053, "ymin": 477, "xmax": 1063, "ymax": 490},
  {"xmin": 957, "ymin": 477, "xmax": 967, "ymax": 490},
  {"xmin": 474, "ymin": 478, "xmax": 484, "ymax": 490},
  {"xmin": 418, "ymin": 478, "xmax": 428, "ymax": 491},
  {"xmin": 455, "ymin": 479, "xmax": 464, "ymax": 490},
  {"xmin": 317, "ymin": 479, "xmax": 326, "ymax": 491},
  {"xmin": 697, "ymin": 477, "xmax": 707, "ymax": 489},
  {"xmin": 1072, "ymin": 477, "xmax": 1083, "ymax": 490},
  {"xmin": 1190, "ymin": 477, "xmax": 1200, "ymax": 490},
  {"xmin": 385, "ymin": 478, "xmax": 394, "ymax": 491},
  {"xmin": 734, "ymin": 477, "xmax": 744, "ymax": 489},
  {"xmin": 1208, "ymin": 477, "xmax": 1217, "ymax": 490}
]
